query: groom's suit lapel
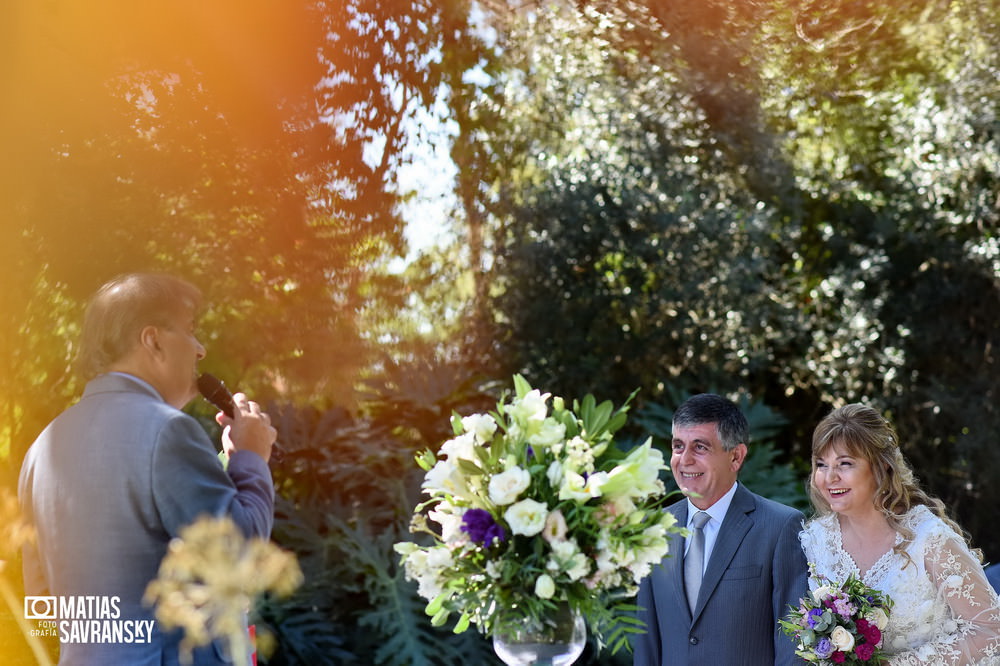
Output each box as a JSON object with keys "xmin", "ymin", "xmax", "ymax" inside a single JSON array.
[{"xmin": 691, "ymin": 485, "xmax": 755, "ymax": 620}]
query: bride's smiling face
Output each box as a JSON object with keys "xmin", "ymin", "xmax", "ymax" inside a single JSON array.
[{"xmin": 813, "ymin": 441, "xmax": 879, "ymax": 517}]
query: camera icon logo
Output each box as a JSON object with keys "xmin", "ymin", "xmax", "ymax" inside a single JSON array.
[{"xmin": 24, "ymin": 596, "xmax": 58, "ymax": 620}]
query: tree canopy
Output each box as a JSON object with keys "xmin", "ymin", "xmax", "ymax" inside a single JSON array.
[
  {"xmin": 455, "ymin": 0, "xmax": 1000, "ymax": 557},
  {"xmin": 0, "ymin": 0, "xmax": 483, "ymax": 469}
]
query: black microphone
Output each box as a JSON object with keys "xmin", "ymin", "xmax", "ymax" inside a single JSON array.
[
  {"xmin": 197, "ymin": 373, "xmax": 236, "ymax": 419},
  {"xmin": 197, "ymin": 373, "xmax": 283, "ymax": 462}
]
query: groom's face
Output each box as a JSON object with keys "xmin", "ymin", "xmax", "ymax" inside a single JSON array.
[{"xmin": 671, "ymin": 422, "xmax": 746, "ymax": 510}]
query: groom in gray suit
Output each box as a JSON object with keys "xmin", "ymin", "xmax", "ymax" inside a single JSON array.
[
  {"xmin": 634, "ymin": 393, "xmax": 807, "ymax": 665},
  {"xmin": 19, "ymin": 273, "xmax": 277, "ymax": 665}
]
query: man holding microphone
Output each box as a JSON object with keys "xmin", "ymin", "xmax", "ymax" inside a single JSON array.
[{"xmin": 19, "ymin": 272, "xmax": 276, "ymax": 665}]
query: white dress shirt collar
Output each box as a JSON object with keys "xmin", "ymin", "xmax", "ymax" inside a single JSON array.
[
  {"xmin": 684, "ymin": 482, "xmax": 739, "ymax": 570},
  {"xmin": 686, "ymin": 480, "xmax": 739, "ymax": 528}
]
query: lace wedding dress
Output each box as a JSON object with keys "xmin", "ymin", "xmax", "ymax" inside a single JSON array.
[{"xmin": 800, "ymin": 505, "xmax": 1000, "ymax": 665}]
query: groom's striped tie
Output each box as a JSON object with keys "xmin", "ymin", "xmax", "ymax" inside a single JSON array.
[{"xmin": 684, "ymin": 511, "xmax": 710, "ymax": 614}]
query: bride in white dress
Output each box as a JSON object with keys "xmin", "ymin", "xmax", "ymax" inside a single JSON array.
[{"xmin": 799, "ymin": 404, "xmax": 1000, "ymax": 665}]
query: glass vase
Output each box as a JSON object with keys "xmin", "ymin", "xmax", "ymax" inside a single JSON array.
[{"xmin": 492, "ymin": 603, "xmax": 586, "ymax": 666}]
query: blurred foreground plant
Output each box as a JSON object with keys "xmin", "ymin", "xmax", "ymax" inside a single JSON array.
[
  {"xmin": 0, "ymin": 486, "xmax": 52, "ymax": 666},
  {"xmin": 144, "ymin": 516, "xmax": 303, "ymax": 665}
]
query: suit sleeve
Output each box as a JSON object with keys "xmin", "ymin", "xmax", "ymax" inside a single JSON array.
[
  {"xmin": 151, "ymin": 413, "xmax": 274, "ymax": 540},
  {"xmin": 773, "ymin": 510, "xmax": 808, "ymax": 666},
  {"xmin": 633, "ymin": 568, "xmax": 661, "ymax": 664}
]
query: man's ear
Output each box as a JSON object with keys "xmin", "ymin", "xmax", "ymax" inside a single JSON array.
[
  {"xmin": 731, "ymin": 443, "xmax": 748, "ymax": 471},
  {"xmin": 138, "ymin": 325, "xmax": 163, "ymax": 356}
]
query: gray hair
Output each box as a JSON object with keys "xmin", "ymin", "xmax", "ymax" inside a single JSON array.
[
  {"xmin": 76, "ymin": 273, "xmax": 201, "ymax": 379},
  {"xmin": 672, "ymin": 393, "xmax": 749, "ymax": 452}
]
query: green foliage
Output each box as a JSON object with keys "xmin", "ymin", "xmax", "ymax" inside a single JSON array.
[
  {"xmin": 0, "ymin": 0, "xmax": 486, "ymax": 470},
  {"xmin": 459, "ymin": 0, "xmax": 1000, "ymax": 558},
  {"xmin": 252, "ymin": 364, "xmax": 504, "ymax": 665}
]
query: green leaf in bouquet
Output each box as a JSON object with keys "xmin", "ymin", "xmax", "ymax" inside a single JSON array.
[
  {"xmin": 457, "ymin": 458, "xmax": 485, "ymax": 478},
  {"xmin": 450, "ymin": 412, "xmax": 463, "ymax": 435},
  {"xmin": 586, "ymin": 399, "xmax": 615, "ymax": 437},
  {"xmin": 415, "ymin": 449, "xmax": 436, "ymax": 471},
  {"xmin": 512, "ymin": 373, "xmax": 532, "ymax": 398},
  {"xmin": 430, "ymin": 607, "xmax": 450, "ymax": 627},
  {"xmin": 452, "ymin": 613, "xmax": 471, "ymax": 634},
  {"xmin": 425, "ymin": 592, "xmax": 447, "ymax": 617},
  {"xmin": 473, "ymin": 443, "xmax": 491, "ymax": 468}
]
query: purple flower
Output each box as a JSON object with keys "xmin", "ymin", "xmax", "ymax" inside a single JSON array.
[
  {"xmin": 807, "ymin": 608, "xmax": 824, "ymax": 628},
  {"xmin": 814, "ymin": 637, "xmax": 834, "ymax": 660},
  {"xmin": 526, "ymin": 445, "xmax": 535, "ymax": 461},
  {"xmin": 832, "ymin": 597, "xmax": 857, "ymax": 618},
  {"xmin": 461, "ymin": 508, "xmax": 506, "ymax": 546}
]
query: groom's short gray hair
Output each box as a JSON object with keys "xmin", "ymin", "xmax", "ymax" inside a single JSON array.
[{"xmin": 672, "ymin": 393, "xmax": 749, "ymax": 452}]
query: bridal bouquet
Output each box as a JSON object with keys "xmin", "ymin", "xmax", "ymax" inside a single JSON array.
[
  {"xmin": 394, "ymin": 375, "xmax": 680, "ymax": 652},
  {"xmin": 780, "ymin": 570, "xmax": 894, "ymax": 664}
]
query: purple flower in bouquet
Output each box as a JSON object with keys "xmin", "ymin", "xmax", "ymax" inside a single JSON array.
[
  {"xmin": 814, "ymin": 637, "xmax": 834, "ymax": 660},
  {"xmin": 780, "ymin": 570, "xmax": 893, "ymax": 665},
  {"xmin": 461, "ymin": 508, "xmax": 506, "ymax": 546},
  {"xmin": 831, "ymin": 596, "xmax": 857, "ymax": 618}
]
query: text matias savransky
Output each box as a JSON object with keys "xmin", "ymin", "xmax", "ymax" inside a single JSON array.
[{"xmin": 25, "ymin": 595, "xmax": 156, "ymax": 644}]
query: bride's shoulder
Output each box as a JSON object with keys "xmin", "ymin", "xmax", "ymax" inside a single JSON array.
[
  {"xmin": 800, "ymin": 512, "xmax": 838, "ymax": 540},
  {"xmin": 901, "ymin": 504, "xmax": 956, "ymax": 543},
  {"xmin": 802, "ymin": 512, "xmax": 837, "ymax": 531}
]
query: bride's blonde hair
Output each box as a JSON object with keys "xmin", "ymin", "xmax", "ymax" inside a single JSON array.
[{"xmin": 808, "ymin": 403, "xmax": 980, "ymax": 566}]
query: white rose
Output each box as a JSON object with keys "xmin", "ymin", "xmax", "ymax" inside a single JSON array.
[
  {"xmin": 534, "ymin": 573, "xmax": 555, "ymax": 599},
  {"xmin": 506, "ymin": 389, "xmax": 550, "ymax": 426},
  {"xmin": 505, "ymin": 498, "xmax": 549, "ymax": 537},
  {"xmin": 558, "ymin": 470, "xmax": 609, "ymax": 502},
  {"xmin": 867, "ymin": 606, "xmax": 889, "ymax": 631},
  {"xmin": 428, "ymin": 507, "xmax": 468, "ymax": 546},
  {"xmin": 528, "ymin": 419, "xmax": 566, "ymax": 448},
  {"xmin": 547, "ymin": 461, "xmax": 564, "ymax": 488},
  {"xmin": 401, "ymin": 546, "xmax": 454, "ymax": 600},
  {"xmin": 829, "ymin": 625, "xmax": 855, "ymax": 652},
  {"xmin": 812, "ymin": 585, "xmax": 833, "ymax": 603},
  {"xmin": 542, "ymin": 509, "xmax": 568, "ymax": 544},
  {"xmin": 461, "ymin": 413, "xmax": 497, "ymax": 444},
  {"xmin": 489, "ymin": 467, "xmax": 531, "ymax": 505},
  {"xmin": 440, "ymin": 433, "xmax": 477, "ymax": 463},
  {"xmin": 545, "ymin": 539, "xmax": 591, "ymax": 581},
  {"xmin": 562, "ymin": 549, "xmax": 591, "ymax": 581},
  {"xmin": 423, "ymin": 460, "xmax": 469, "ymax": 499}
]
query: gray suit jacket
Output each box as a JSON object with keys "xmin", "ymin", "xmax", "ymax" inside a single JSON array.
[
  {"xmin": 19, "ymin": 373, "xmax": 275, "ymax": 665},
  {"xmin": 634, "ymin": 484, "xmax": 807, "ymax": 666}
]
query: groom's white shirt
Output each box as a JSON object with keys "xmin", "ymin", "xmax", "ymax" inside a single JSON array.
[{"xmin": 684, "ymin": 481, "xmax": 738, "ymax": 576}]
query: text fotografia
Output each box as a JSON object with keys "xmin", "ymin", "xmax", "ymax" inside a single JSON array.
[{"xmin": 24, "ymin": 596, "xmax": 155, "ymax": 644}]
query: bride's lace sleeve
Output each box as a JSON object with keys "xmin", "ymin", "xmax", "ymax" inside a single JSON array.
[{"xmin": 889, "ymin": 531, "xmax": 1000, "ymax": 666}]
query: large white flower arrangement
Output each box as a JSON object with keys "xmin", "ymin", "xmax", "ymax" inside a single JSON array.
[{"xmin": 395, "ymin": 375, "xmax": 681, "ymax": 652}]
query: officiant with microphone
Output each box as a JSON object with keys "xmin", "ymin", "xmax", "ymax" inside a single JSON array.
[{"xmin": 18, "ymin": 272, "xmax": 276, "ymax": 665}]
